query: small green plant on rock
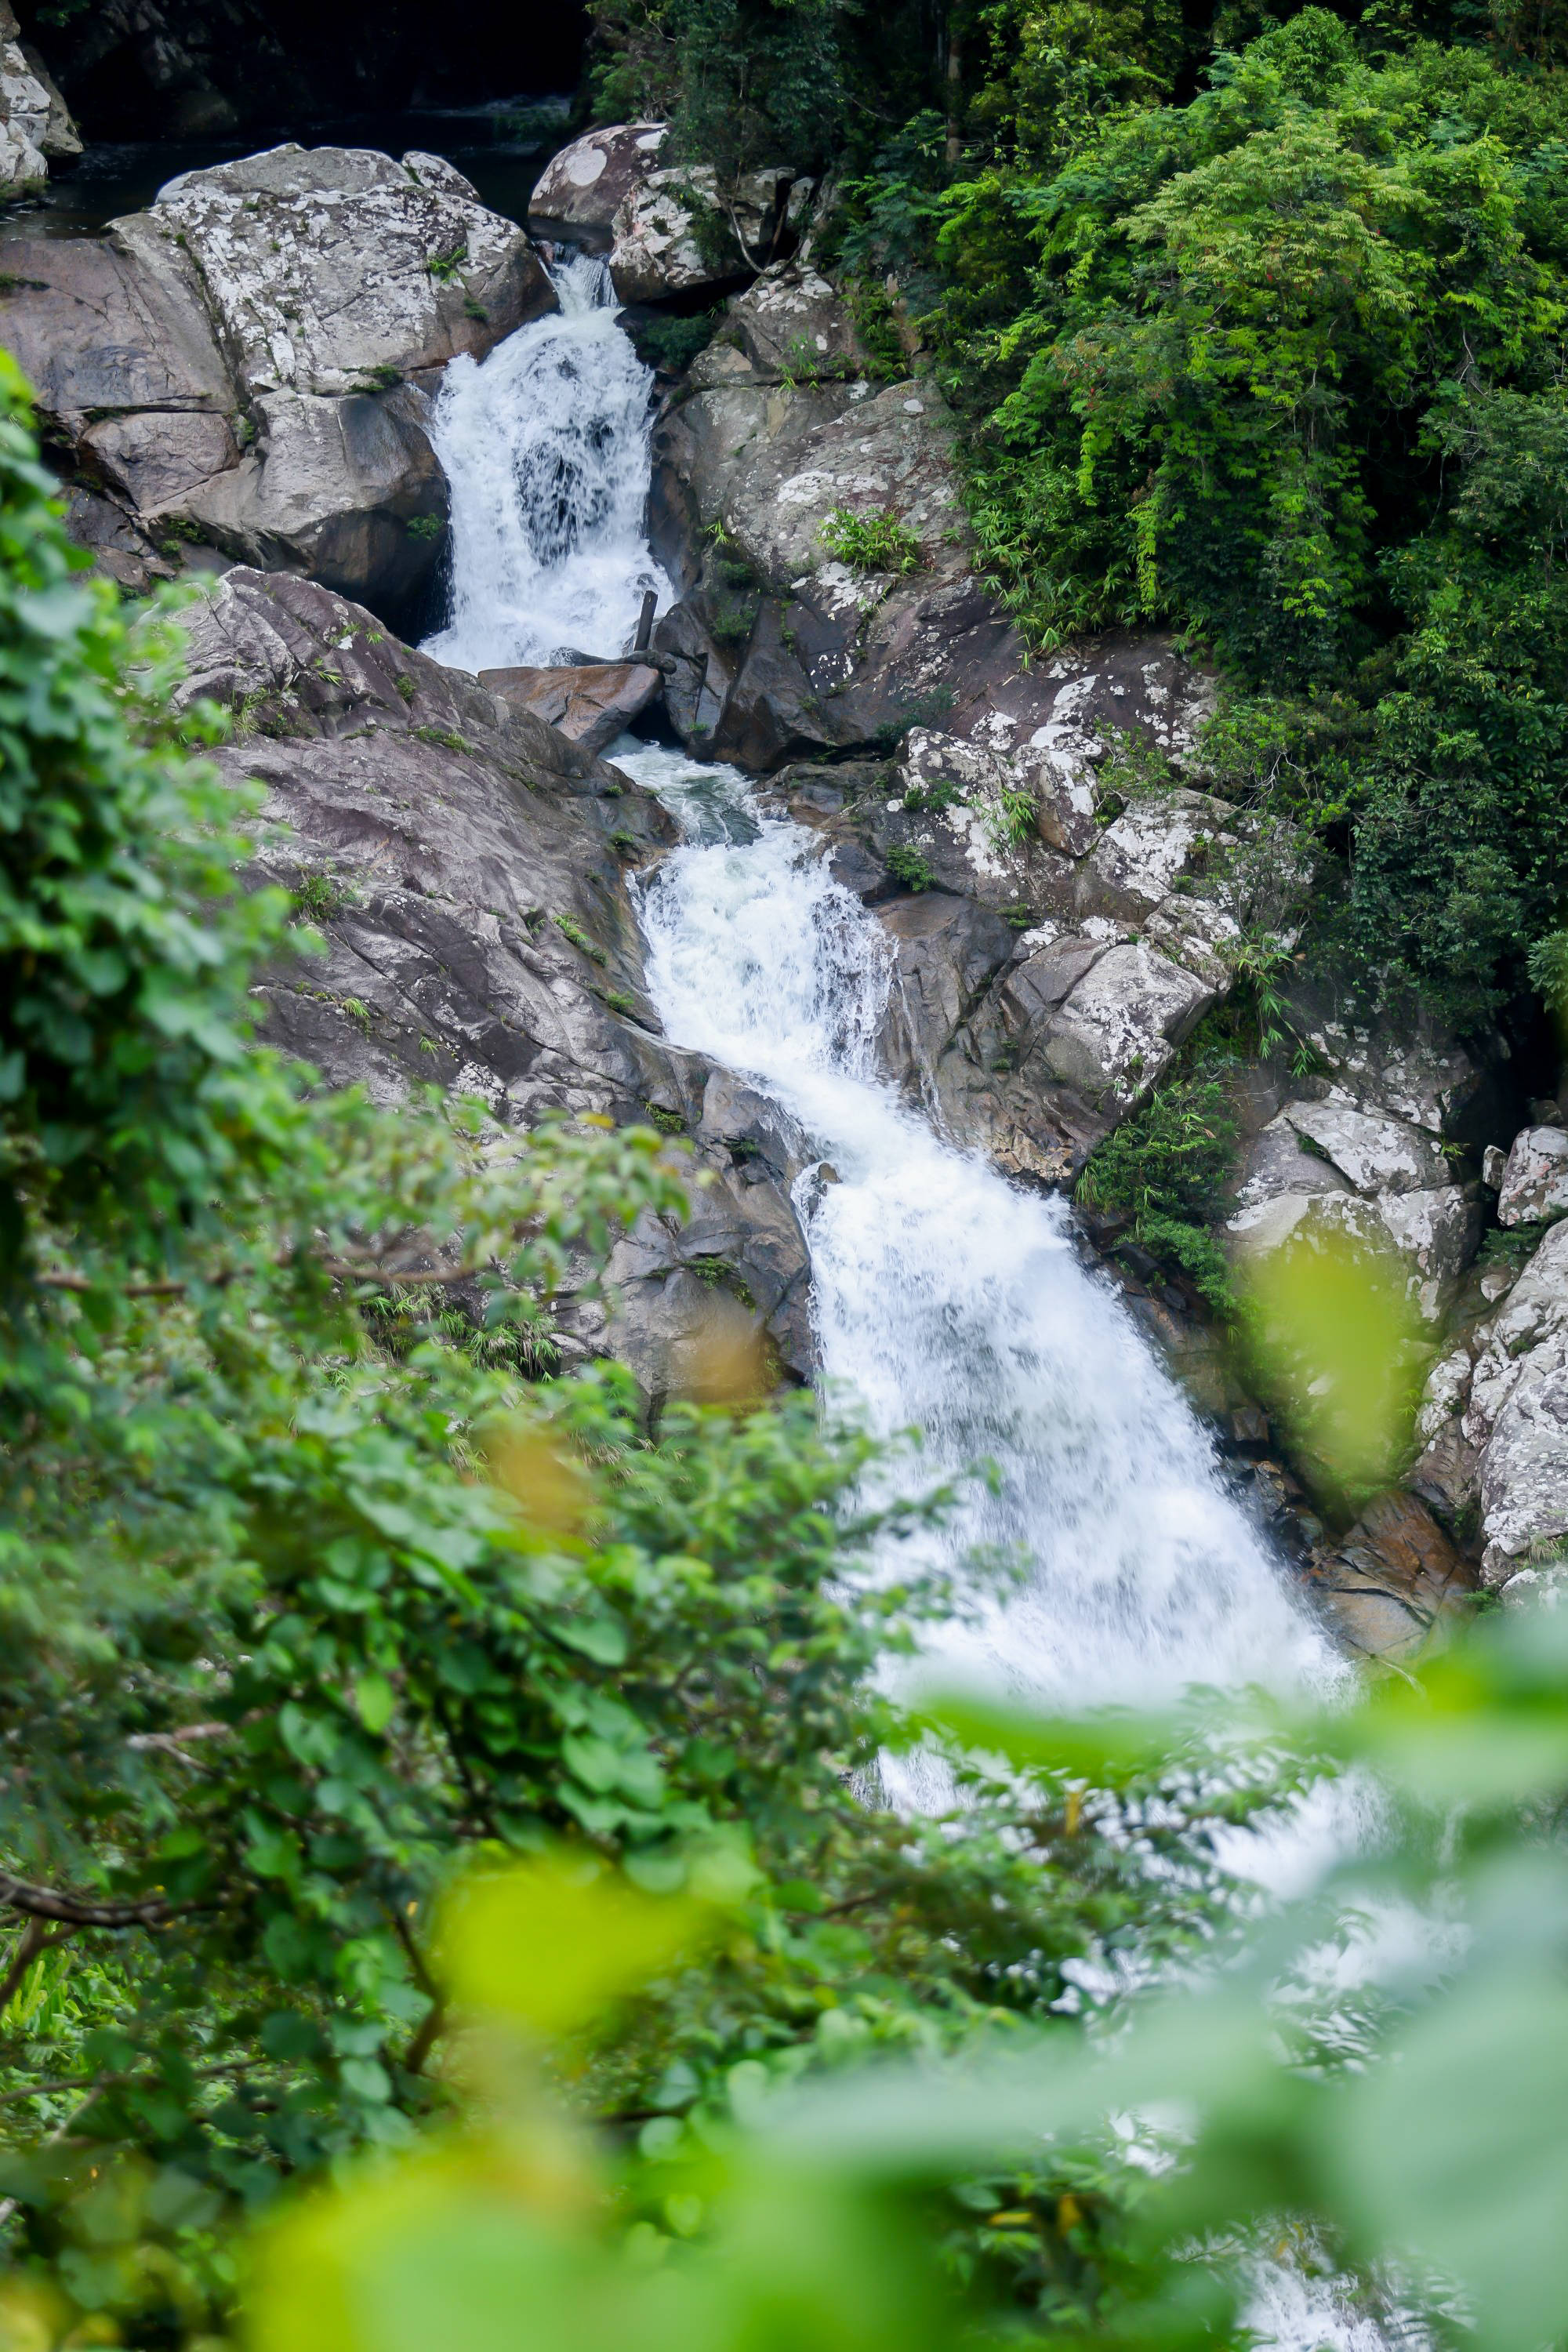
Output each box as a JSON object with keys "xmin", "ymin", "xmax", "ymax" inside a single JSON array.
[
  {"xmin": 886, "ymin": 843, "xmax": 935, "ymax": 892},
  {"xmin": 292, "ymin": 868, "xmax": 354, "ymax": 924},
  {"xmin": 426, "ymin": 244, "xmax": 469, "ymax": 282},
  {"xmin": 554, "ymin": 912, "xmax": 608, "ymax": 967},
  {"xmin": 407, "ymin": 515, "xmax": 446, "ymax": 543},
  {"xmin": 819, "ymin": 506, "xmax": 924, "ymax": 575}
]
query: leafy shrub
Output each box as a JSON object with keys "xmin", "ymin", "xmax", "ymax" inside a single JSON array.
[
  {"xmin": 1077, "ymin": 1068, "xmax": 1240, "ymax": 1310},
  {"xmin": 886, "ymin": 843, "xmax": 936, "ymax": 891},
  {"xmin": 820, "ymin": 506, "xmax": 926, "ymax": 575},
  {"xmin": 633, "ymin": 308, "xmax": 720, "ymax": 374}
]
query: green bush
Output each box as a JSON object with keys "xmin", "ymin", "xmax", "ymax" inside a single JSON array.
[
  {"xmin": 820, "ymin": 505, "xmax": 926, "ymax": 575},
  {"xmin": 1077, "ymin": 1068, "xmax": 1240, "ymax": 1310}
]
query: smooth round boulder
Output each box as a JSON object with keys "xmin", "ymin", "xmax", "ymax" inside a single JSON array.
[{"xmin": 529, "ymin": 122, "xmax": 668, "ymax": 241}]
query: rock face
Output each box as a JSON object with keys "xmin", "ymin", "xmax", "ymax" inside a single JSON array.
[
  {"xmin": 610, "ymin": 165, "xmax": 808, "ymax": 303},
  {"xmin": 1413, "ymin": 1221, "xmax": 1568, "ymax": 1589},
  {"xmin": 1225, "ymin": 996, "xmax": 1497, "ymax": 1324},
  {"xmin": 2, "ymin": 144, "xmax": 553, "ymax": 626},
  {"xmin": 176, "ymin": 567, "xmax": 814, "ymax": 1401},
  {"xmin": 0, "ymin": 0, "xmax": 78, "ymax": 198},
  {"xmin": 480, "ymin": 662, "xmax": 663, "ymax": 757},
  {"xmin": 1497, "ymin": 1124, "xmax": 1568, "ymax": 1226},
  {"xmin": 528, "ymin": 122, "xmax": 670, "ymax": 242},
  {"xmin": 1305, "ymin": 1490, "xmax": 1475, "ymax": 1664}
]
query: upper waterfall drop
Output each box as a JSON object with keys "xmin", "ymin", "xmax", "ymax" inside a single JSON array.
[{"xmin": 421, "ymin": 252, "xmax": 670, "ymax": 674}]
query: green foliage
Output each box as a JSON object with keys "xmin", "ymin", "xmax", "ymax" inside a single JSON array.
[
  {"xmin": 631, "ymin": 309, "xmax": 720, "ymax": 375},
  {"xmin": 553, "ymin": 913, "xmax": 609, "ymax": 965},
  {"xmin": 0, "ymin": 350, "xmax": 292, "ymax": 1275},
  {"xmin": 885, "ymin": 844, "xmax": 936, "ymax": 892},
  {"xmin": 819, "ymin": 506, "xmax": 926, "ymax": 575},
  {"xmin": 238, "ymin": 1590, "xmax": 1568, "ymax": 2352},
  {"xmin": 405, "ymin": 516, "xmax": 445, "ymax": 544},
  {"xmin": 1077, "ymin": 1067, "xmax": 1240, "ymax": 1309},
  {"xmin": 426, "ymin": 245, "xmax": 469, "ymax": 284}
]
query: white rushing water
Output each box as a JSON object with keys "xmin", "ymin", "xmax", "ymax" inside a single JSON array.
[
  {"xmin": 422, "ymin": 252, "xmax": 669, "ymax": 673},
  {"xmin": 423, "ymin": 253, "xmax": 1337, "ymax": 1716},
  {"xmin": 421, "ymin": 238, "xmax": 1396, "ymax": 2352},
  {"xmin": 626, "ymin": 741, "xmax": 1336, "ymax": 1719}
]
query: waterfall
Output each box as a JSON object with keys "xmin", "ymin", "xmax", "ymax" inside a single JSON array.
[
  {"xmin": 626, "ymin": 742, "xmax": 1335, "ymax": 1719},
  {"xmin": 421, "ymin": 252, "xmax": 669, "ymax": 673},
  {"xmin": 417, "ymin": 230, "xmax": 1399, "ymax": 2352},
  {"xmin": 421, "ymin": 258, "xmax": 1337, "ymax": 1712}
]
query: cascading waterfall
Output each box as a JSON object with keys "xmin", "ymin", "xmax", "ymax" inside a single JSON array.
[
  {"xmin": 423, "ymin": 253, "xmax": 1335, "ymax": 1714},
  {"xmin": 419, "ymin": 241, "xmax": 1398, "ymax": 2352},
  {"xmin": 625, "ymin": 741, "xmax": 1336, "ymax": 1726},
  {"xmin": 421, "ymin": 252, "xmax": 669, "ymax": 673}
]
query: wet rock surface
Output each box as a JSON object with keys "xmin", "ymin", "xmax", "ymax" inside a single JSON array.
[
  {"xmin": 480, "ymin": 662, "xmax": 663, "ymax": 757},
  {"xmin": 178, "ymin": 567, "xmax": 815, "ymax": 1402}
]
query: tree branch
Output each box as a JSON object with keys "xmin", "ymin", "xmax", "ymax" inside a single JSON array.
[{"xmin": 0, "ymin": 1870, "xmax": 201, "ymax": 1930}]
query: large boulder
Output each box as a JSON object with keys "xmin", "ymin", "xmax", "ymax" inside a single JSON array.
[
  {"xmin": 176, "ymin": 567, "xmax": 814, "ymax": 1399},
  {"xmin": 5, "ymin": 143, "xmax": 554, "ymax": 626},
  {"xmin": 126, "ymin": 145, "xmax": 550, "ymax": 397},
  {"xmin": 0, "ymin": 0, "xmax": 78, "ymax": 198},
  {"xmin": 529, "ymin": 122, "xmax": 670, "ymax": 241},
  {"xmin": 1412, "ymin": 1221, "xmax": 1568, "ymax": 1589},
  {"xmin": 610, "ymin": 166, "xmax": 810, "ymax": 304},
  {"xmin": 1497, "ymin": 1124, "xmax": 1568, "ymax": 1226},
  {"xmin": 480, "ymin": 662, "xmax": 663, "ymax": 758}
]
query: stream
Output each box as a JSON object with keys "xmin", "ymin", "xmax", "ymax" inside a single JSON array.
[
  {"xmin": 415, "ymin": 233, "xmax": 1414, "ymax": 2352},
  {"xmin": 423, "ymin": 253, "xmax": 1338, "ymax": 1722}
]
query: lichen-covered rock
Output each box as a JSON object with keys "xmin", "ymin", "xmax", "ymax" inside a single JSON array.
[
  {"xmin": 128, "ymin": 144, "xmax": 553, "ymax": 397},
  {"xmin": 1078, "ymin": 791, "xmax": 1236, "ymax": 922},
  {"xmin": 1412, "ymin": 1222, "xmax": 1568, "ymax": 1588},
  {"xmin": 1497, "ymin": 1124, "xmax": 1568, "ymax": 1226},
  {"xmin": 711, "ymin": 264, "xmax": 873, "ymax": 384},
  {"xmin": 1281, "ymin": 1098, "xmax": 1450, "ymax": 1197},
  {"xmin": 1228, "ymin": 1103, "xmax": 1480, "ymax": 1324},
  {"xmin": 1032, "ymin": 941, "xmax": 1217, "ymax": 1110},
  {"xmin": 176, "ymin": 567, "xmax": 813, "ymax": 1393},
  {"xmin": 529, "ymin": 122, "xmax": 669, "ymax": 240},
  {"xmin": 610, "ymin": 165, "xmax": 805, "ymax": 303}
]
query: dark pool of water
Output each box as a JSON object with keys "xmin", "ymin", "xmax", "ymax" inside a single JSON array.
[{"xmin": 0, "ymin": 93, "xmax": 572, "ymax": 242}]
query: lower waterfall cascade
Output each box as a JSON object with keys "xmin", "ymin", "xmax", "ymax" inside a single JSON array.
[{"xmin": 423, "ymin": 256, "xmax": 1339, "ymax": 1719}]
